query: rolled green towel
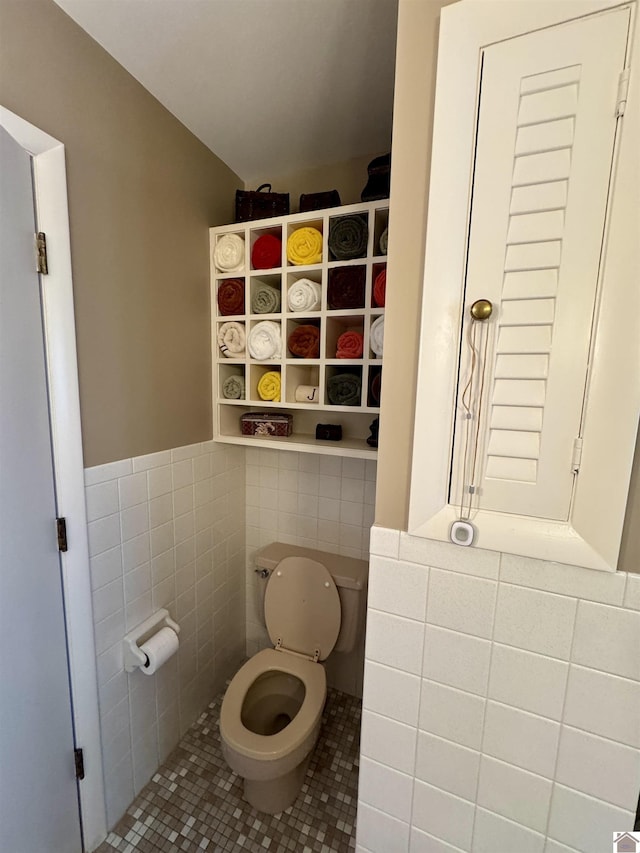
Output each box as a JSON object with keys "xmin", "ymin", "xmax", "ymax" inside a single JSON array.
[
  {"xmin": 251, "ymin": 283, "xmax": 281, "ymax": 314},
  {"xmin": 327, "ymin": 373, "xmax": 361, "ymax": 406},
  {"xmin": 222, "ymin": 374, "xmax": 245, "ymax": 399},
  {"xmin": 328, "ymin": 215, "xmax": 369, "ymax": 260}
]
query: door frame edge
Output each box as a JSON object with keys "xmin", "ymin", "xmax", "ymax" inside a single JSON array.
[{"xmin": 0, "ymin": 105, "xmax": 107, "ymax": 851}]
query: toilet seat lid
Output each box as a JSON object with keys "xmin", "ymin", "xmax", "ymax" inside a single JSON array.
[{"xmin": 264, "ymin": 556, "xmax": 341, "ymax": 661}]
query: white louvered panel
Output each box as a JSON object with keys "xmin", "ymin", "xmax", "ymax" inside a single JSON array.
[
  {"xmin": 512, "ymin": 149, "xmax": 572, "ymax": 185},
  {"xmin": 485, "ymin": 457, "xmax": 538, "ymax": 482},
  {"xmin": 490, "ymin": 406, "xmax": 544, "ymax": 432},
  {"xmin": 492, "ymin": 379, "xmax": 547, "ymax": 407},
  {"xmin": 500, "ymin": 300, "xmax": 555, "ymax": 326},
  {"xmin": 520, "ymin": 64, "xmax": 581, "ymax": 94},
  {"xmin": 502, "ymin": 269, "xmax": 558, "ymax": 299},
  {"xmin": 518, "ymin": 84, "xmax": 579, "ymax": 124},
  {"xmin": 510, "ymin": 182, "xmax": 568, "ymax": 214},
  {"xmin": 488, "ymin": 429, "xmax": 540, "ymax": 458},
  {"xmin": 497, "ymin": 326, "xmax": 552, "ymax": 353},
  {"xmin": 504, "ymin": 241, "xmax": 562, "ymax": 271},
  {"xmin": 515, "ymin": 118, "xmax": 575, "ymax": 155},
  {"xmin": 450, "ymin": 9, "xmax": 628, "ymax": 521},
  {"xmin": 495, "ymin": 354, "xmax": 549, "ymax": 379},
  {"xmin": 507, "ymin": 210, "xmax": 565, "ymax": 243}
]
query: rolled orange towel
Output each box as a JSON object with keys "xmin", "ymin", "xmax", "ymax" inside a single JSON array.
[
  {"xmin": 336, "ymin": 331, "xmax": 364, "ymax": 359},
  {"xmin": 288, "ymin": 324, "xmax": 320, "ymax": 359},
  {"xmin": 373, "ymin": 268, "xmax": 386, "ymax": 307}
]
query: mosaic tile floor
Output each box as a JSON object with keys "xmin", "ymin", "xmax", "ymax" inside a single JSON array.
[{"xmin": 97, "ymin": 687, "xmax": 361, "ymax": 853}]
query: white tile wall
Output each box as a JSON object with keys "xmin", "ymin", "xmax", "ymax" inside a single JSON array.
[
  {"xmin": 85, "ymin": 441, "xmax": 245, "ymax": 829},
  {"xmin": 245, "ymin": 448, "xmax": 375, "ymax": 695},
  {"xmin": 356, "ymin": 525, "xmax": 640, "ymax": 853}
]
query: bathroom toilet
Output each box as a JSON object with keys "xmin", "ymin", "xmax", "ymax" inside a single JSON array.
[{"xmin": 219, "ymin": 543, "xmax": 367, "ymax": 814}]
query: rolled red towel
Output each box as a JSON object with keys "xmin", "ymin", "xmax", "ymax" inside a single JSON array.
[
  {"xmin": 336, "ymin": 331, "xmax": 364, "ymax": 359},
  {"xmin": 217, "ymin": 278, "xmax": 245, "ymax": 316},
  {"xmin": 370, "ymin": 371, "xmax": 382, "ymax": 406},
  {"xmin": 327, "ymin": 266, "xmax": 366, "ymax": 310},
  {"xmin": 373, "ymin": 268, "xmax": 386, "ymax": 307},
  {"xmin": 288, "ymin": 324, "xmax": 320, "ymax": 358},
  {"xmin": 251, "ymin": 234, "xmax": 282, "ymax": 270}
]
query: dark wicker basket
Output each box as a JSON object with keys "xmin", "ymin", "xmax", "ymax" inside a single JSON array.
[
  {"xmin": 299, "ymin": 189, "xmax": 341, "ymax": 212},
  {"xmin": 235, "ymin": 184, "xmax": 290, "ymax": 222}
]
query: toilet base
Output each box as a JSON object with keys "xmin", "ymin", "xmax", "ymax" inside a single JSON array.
[{"xmin": 243, "ymin": 751, "xmax": 313, "ymax": 815}]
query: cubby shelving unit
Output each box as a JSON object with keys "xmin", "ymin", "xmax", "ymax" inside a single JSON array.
[{"xmin": 210, "ymin": 200, "xmax": 388, "ymax": 457}]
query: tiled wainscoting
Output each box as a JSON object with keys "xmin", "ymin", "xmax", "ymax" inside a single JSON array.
[
  {"xmin": 356, "ymin": 526, "xmax": 640, "ymax": 853},
  {"xmin": 244, "ymin": 447, "xmax": 376, "ymax": 659},
  {"xmin": 84, "ymin": 441, "xmax": 246, "ymax": 828}
]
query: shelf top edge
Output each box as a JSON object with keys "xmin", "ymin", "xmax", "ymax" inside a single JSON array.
[{"xmin": 209, "ymin": 199, "xmax": 390, "ymax": 234}]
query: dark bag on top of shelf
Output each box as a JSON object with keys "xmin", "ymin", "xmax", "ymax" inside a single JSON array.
[
  {"xmin": 235, "ymin": 184, "xmax": 290, "ymax": 222},
  {"xmin": 360, "ymin": 153, "xmax": 391, "ymax": 202},
  {"xmin": 299, "ymin": 189, "xmax": 341, "ymax": 212}
]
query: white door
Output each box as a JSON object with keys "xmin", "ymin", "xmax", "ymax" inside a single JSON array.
[
  {"xmin": 450, "ymin": 8, "xmax": 630, "ymax": 521},
  {"xmin": 0, "ymin": 126, "xmax": 83, "ymax": 852}
]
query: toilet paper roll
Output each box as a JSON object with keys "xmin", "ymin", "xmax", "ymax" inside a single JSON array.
[
  {"xmin": 295, "ymin": 385, "xmax": 319, "ymax": 403},
  {"xmin": 139, "ymin": 626, "xmax": 179, "ymax": 676}
]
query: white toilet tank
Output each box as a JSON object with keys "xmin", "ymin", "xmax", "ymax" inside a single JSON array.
[{"xmin": 254, "ymin": 543, "xmax": 368, "ymax": 654}]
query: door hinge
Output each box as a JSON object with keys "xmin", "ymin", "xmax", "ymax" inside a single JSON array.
[
  {"xmin": 56, "ymin": 517, "xmax": 68, "ymax": 552},
  {"xmin": 616, "ymin": 68, "xmax": 630, "ymax": 118},
  {"xmin": 571, "ymin": 437, "xmax": 583, "ymax": 474},
  {"xmin": 74, "ymin": 748, "xmax": 85, "ymax": 780},
  {"xmin": 35, "ymin": 232, "xmax": 48, "ymax": 275}
]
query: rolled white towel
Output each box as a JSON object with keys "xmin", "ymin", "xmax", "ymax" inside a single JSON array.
[
  {"xmin": 248, "ymin": 320, "xmax": 282, "ymax": 360},
  {"xmin": 213, "ymin": 234, "xmax": 245, "ymax": 273},
  {"xmin": 294, "ymin": 385, "xmax": 320, "ymax": 403},
  {"xmin": 217, "ymin": 321, "xmax": 246, "ymax": 358},
  {"xmin": 370, "ymin": 315, "xmax": 384, "ymax": 358},
  {"xmin": 287, "ymin": 278, "xmax": 322, "ymax": 313}
]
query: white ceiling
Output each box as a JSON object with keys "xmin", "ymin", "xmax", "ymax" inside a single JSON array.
[{"xmin": 53, "ymin": 0, "xmax": 399, "ymax": 183}]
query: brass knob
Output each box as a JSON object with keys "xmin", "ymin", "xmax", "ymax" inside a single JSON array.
[{"xmin": 470, "ymin": 299, "xmax": 493, "ymax": 321}]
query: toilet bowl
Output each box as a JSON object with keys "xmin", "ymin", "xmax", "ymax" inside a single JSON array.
[{"xmin": 219, "ymin": 554, "xmax": 342, "ymax": 814}]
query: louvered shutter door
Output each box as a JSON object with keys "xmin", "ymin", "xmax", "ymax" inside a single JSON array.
[{"xmin": 449, "ymin": 8, "xmax": 630, "ymax": 521}]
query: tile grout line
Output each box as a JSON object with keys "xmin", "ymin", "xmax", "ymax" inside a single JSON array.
[
  {"xmin": 542, "ymin": 590, "xmax": 581, "ymax": 846},
  {"xmin": 468, "ymin": 550, "xmax": 501, "ymax": 851}
]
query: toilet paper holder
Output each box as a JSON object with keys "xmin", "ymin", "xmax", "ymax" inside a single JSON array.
[{"xmin": 123, "ymin": 608, "xmax": 180, "ymax": 672}]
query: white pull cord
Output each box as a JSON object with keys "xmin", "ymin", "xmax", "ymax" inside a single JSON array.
[{"xmin": 450, "ymin": 299, "xmax": 493, "ymax": 546}]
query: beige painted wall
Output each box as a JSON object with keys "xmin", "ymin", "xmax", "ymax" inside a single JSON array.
[
  {"xmin": 257, "ymin": 152, "xmax": 387, "ymax": 214},
  {"xmin": 377, "ymin": 0, "xmax": 639, "ymax": 572},
  {"xmin": 0, "ymin": 0, "xmax": 241, "ymax": 467},
  {"xmin": 375, "ymin": 0, "xmax": 456, "ymax": 530}
]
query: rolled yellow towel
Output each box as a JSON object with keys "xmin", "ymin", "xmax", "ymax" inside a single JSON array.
[
  {"xmin": 257, "ymin": 371, "xmax": 281, "ymax": 402},
  {"xmin": 287, "ymin": 227, "xmax": 323, "ymax": 266}
]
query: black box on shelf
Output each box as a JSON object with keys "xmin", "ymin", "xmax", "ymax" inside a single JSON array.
[{"xmin": 315, "ymin": 424, "xmax": 342, "ymax": 442}]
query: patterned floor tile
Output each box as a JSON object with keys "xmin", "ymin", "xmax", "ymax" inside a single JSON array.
[{"xmin": 97, "ymin": 688, "xmax": 361, "ymax": 853}]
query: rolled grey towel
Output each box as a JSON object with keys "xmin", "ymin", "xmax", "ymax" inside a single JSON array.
[
  {"xmin": 251, "ymin": 282, "xmax": 281, "ymax": 314},
  {"xmin": 379, "ymin": 227, "xmax": 388, "ymax": 255},
  {"xmin": 328, "ymin": 215, "xmax": 369, "ymax": 260},
  {"xmin": 327, "ymin": 373, "xmax": 361, "ymax": 406},
  {"xmin": 222, "ymin": 375, "xmax": 245, "ymax": 399}
]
